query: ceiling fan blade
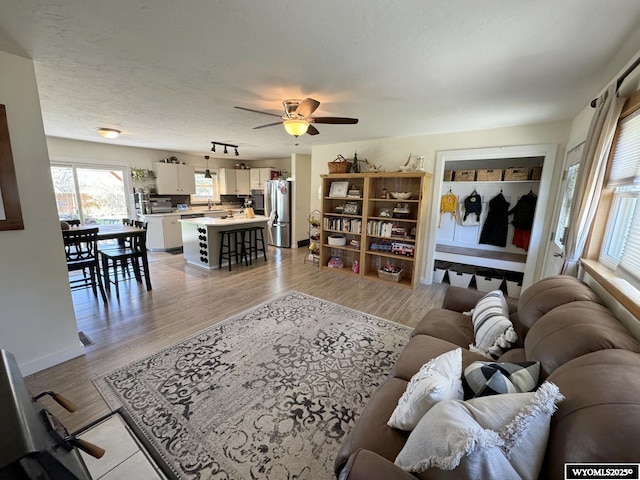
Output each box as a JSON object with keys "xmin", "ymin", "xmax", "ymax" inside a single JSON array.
[
  {"xmin": 312, "ymin": 117, "xmax": 359, "ymax": 124},
  {"xmin": 306, "ymin": 125, "xmax": 320, "ymax": 136},
  {"xmin": 295, "ymin": 98, "xmax": 320, "ymax": 117},
  {"xmin": 234, "ymin": 106, "xmax": 282, "ymax": 118},
  {"xmin": 253, "ymin": 122, "xmax": 283, "ymax": 130}
]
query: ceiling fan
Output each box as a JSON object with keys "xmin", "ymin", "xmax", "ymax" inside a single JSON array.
[{"xmin": 234, "ymin": 98, "xmax": 358, "ymax": 137}]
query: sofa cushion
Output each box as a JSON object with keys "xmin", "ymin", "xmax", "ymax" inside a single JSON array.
[
  {"xmin": 542, "ymin": 349, "xmax": 640, "ymax": 480},
  {"xmin": 334, "ymin": 377, "xmax": 410, "ymax": 475},
  {"xmin": 524, "ymin": 301, "xmax": 640, "ymax": 379},
  {"xmin": 496, "ymin": 347, "xmax": 526, "ymax": 363},
  {"xmin": 390, "ymin": 335, "xmax": 488, "ymax": 382},
  {"xmin": 394, "ymin": 382, "xmax": 564, "ymax": 480},
  {"xmin": 469, "ymin": 290, "xmax": 517, "ymax": 359},
  {"xmin": 411, "ymin": 309, "xmax": 475, "ymax": 348},
  {"xmin": 388, "ymin": 349, "xmax": 463, "ymax": 431},
  {"xmin": 516, "ymin": 275, "xmax": 602, "ymax": 339},
  {"xmin": 462, "ymin": 361, "xmax": 540, "ymax": 398}
]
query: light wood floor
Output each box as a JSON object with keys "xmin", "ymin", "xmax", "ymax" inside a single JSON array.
[{"xmin": 25, "ymin": 246, "xmax": 448, "ymax": 431}]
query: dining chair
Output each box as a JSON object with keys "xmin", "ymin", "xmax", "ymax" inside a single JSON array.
[
  {"xmin": 62, "ymin": 228, "xmax": 107, "ymax": 303},
  {"xmin": 99, "ymin": 227, "xmax": 151, "ymax": 299}
]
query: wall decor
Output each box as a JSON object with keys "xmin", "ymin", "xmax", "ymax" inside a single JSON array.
[
  {"xmin": 328, "ymin": 181, "xmax": 349, "ymax": 198},
  {"xmin": 0, "ymin": 104, "xmax": 24, "ymax": 231}
]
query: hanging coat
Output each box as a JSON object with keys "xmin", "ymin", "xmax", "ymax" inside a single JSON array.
[
  {"xmin": 479, "ymin": 193, "xmax": 510, "ymax": 247},
  {"xmin": 508, "ymin": 192, "xmax": 537, "ymax": 231}
]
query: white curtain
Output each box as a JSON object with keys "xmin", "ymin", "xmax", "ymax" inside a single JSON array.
[{"xmin": 561, "ymin": 83, "xmax": 626, "ymax": 276}]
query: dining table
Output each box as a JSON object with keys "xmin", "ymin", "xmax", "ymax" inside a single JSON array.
[{"xmin": 70, "ymin": 223, "xmax": 152, "ymax": 293}]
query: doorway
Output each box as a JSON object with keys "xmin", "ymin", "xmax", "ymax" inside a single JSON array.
[{"xmin": 540, "ymin": 142, "xmax": 583, "ymax": 278}]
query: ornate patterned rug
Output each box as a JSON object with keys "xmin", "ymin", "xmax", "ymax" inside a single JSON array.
[{"xmin": 94, "ymin": 291, "xmax": 412, "ymax": 479}]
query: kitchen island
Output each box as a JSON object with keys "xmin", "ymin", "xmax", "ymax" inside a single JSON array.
[{"xmin": 179, "ymin": 215, "xmax": 268, "ymax": 270}]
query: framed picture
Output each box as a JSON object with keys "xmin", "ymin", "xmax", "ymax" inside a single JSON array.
[
  {"xmin": 0, "ymin": 105, "xmax": 24, "ymax": 231},
  {"xmin": 343, "ymin": 201, "xmax": 360, "ymax": 215},
  {"xmin": 329, "ymin": 181, "xmax": 349, "ymax": 198}
]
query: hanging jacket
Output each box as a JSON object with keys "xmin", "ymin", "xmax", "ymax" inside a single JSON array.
[
  {"xmin": 508, "ymin": 192, "xmax": 537, "ymax": 231},
  {"xmin": 479, "ymin": 193, "xmax": 510, "ymax": 247}
]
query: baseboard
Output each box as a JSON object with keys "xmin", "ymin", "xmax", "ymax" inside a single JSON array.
[{"xmin": 19, "ymin": 341, "xmax": 85, "ymax": 376}]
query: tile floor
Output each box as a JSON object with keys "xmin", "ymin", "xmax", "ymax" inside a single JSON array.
[{"xmin": 78, "ymin": 414, "xmax": 167, "ymax": 480}]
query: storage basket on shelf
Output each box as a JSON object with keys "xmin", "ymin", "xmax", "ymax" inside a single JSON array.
[
  {"xmin": 531, "ymin": 166, "xmax": 543, "ymax": 180},
  {"xmin": 475, "ymin": 269, "xmax": 505, "ymax": 293},
  {"xmin": 453, "ymin": 170, "xmax": 475, "ymax": 181},
  {"xmin": 477, "ymin": 169, "xmax": 503, "ymax": 181},
  {"xmin": 328, "ymin": 155, "xmax": 350, "ymax": 174},
  {"xmin": 504, "ymin": 167, "xmax": 529, "ymax": 181},
  {"xmin": 378, "ymin": 268, "xmax": 404, "ymax": 283}
]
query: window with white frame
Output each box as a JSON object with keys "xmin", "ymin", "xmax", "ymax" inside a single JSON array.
[
  {"xmin": 599, "ymin": 105, "xmax": 640, "ymax": 286},
  {"xmin": 190, "ymin": 170, "xmax": 218, "ymax": 203}
]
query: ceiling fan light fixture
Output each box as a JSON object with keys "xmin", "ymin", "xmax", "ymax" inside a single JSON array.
[
  {"xmin": 283, "ymin": 118, "xmax": 309, "ymax": 137},
  {"xmin": 97, "ymin": 128, "xmax": 121, "ymax": 139}
]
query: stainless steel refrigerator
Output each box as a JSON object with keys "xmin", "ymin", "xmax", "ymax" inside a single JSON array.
[{"xmin": 265, "ymin": 180, "xmax": 292, "ymax": 247}]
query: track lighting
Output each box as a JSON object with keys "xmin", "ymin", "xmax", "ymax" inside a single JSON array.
[
  {"xmin": 204, "ymin": 155, "xmax": 212, "ymax": 179},
  {"xmin": 210, "ymin": 141, "xmax": 239, "ymax": 156}
]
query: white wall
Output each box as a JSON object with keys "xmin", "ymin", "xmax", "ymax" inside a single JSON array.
[
  {"xmin": 311, "ymin": 121, "xmax": 572, "ymax": 283},
  {"xmin": 0, "ymin": 51, "xmax": 83, "ymax": 374},
  {"xmin": 291, "ymin": 153, "xmax": 312, "ymax": 246}
]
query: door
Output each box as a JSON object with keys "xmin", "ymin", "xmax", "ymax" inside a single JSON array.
[{"xmin": 541, "ymin": 142, "xmax": 584, "ymax": 278}]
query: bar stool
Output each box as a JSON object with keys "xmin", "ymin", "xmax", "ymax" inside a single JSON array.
[
  {"xmin": 219, "ymin": 230, "xmax": 249, "ymax": 271},
  {"xmin": 243, "ymin": 226, "xmax": 268, "ymax": 264}
]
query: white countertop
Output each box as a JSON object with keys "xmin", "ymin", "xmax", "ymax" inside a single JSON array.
[
  {"xmin": 178, "ymin": 215, "xmax": 268, "ymax": 227},
  {"xmin": 141, "ymin": 207, "xmax": 240, "ymax": 217}
]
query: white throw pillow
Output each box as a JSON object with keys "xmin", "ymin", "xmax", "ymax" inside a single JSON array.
[
  {"xmin": 387, "ymin": 348, "xmax": 463, "ymax": 431},
  {"xmin": 394, "ymin": 382, "xmax": 564, "ymax": 480},
  {"xmin": 468, "ymin": 290, "xmax": 517, "ymax": 359}
]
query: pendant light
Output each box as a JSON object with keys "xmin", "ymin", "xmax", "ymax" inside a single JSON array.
[{"xmin": 204, "ymin": 155, "xmax": 212, "ymax": 179}]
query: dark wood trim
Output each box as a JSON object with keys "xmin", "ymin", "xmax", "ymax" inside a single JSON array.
[{"xmin": 0, "ymin": 104, "xmax": 24, "ymax": 231}]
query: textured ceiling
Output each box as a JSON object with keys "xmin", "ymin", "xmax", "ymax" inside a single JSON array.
[{"xmin": 1, "ymin": 0, "xmax": 640, "ymax": 160}]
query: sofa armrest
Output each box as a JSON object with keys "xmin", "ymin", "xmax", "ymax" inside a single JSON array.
[
  {"xmin": 338, "ymin": 449, "xmax": 416, "ymax": 480},
  {"xmin": 441, "ymin": 286, "xmax": 485, "ymax": 312}
]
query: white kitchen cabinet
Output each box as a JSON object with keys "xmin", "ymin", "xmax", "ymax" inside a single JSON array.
[
  {"xmin": 250, "ymin": 168, "xmax": 275, "ymax": 190},
  {"xmin": 143, "ymin": 215, "xmax": 183, "ymax": 250},
  {"xmin": 219, "ymin": 168, "xmax": 251, "ymax": 196},
  {"xmin": 154, "ymin": 162, "xmax": 196, "ymax": 195}
]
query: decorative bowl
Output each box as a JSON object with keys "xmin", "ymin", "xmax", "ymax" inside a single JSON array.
[
  {"xmin": 328, "ymin": 234, "xmax": 347, "ymax": 246},
  {"xmin": 390, "ymin": 192, "xmax": 412, "ymax": 200}
]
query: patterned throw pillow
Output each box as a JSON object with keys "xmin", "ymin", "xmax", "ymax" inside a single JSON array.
[
  {"xmin": 387, "ymin": 348, "xmax": 463, "ymax": 431},
  {"xmin": 463, "ymin": 361, "xmax": 540, "ymax": 398},
  {"xmin": 394, "ymin": 382, "xmax": 564, "ymax": 480},
  {"xmin": 468, "ymin": 290, "xmax": 517, "ymax": 359}
]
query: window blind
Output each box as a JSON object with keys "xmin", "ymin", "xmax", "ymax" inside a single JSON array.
[
  {"xmin": 618, "ymin": 195, "xmax": 640, "ymax": 282},
  {"xmin": 607, "ymin": 108, "xmax": 640, "ymax": 187}
]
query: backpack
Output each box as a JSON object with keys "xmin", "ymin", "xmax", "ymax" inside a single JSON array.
[{"xmin": 464, "ymin": 191, "xmax": 482, "ymax": 222}]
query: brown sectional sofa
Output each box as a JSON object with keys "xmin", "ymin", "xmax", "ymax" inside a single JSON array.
[{"xmin": 335, "ymin": 275, "xmax": 640, "ymax": 480}]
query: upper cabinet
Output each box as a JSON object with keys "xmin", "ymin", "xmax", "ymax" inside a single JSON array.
[
  {"xmin": 250, "ymin": 168, "xmax": 276, "ymax": 190},
  {"xmin": 219, "ymin": 168, "xmax": 250, "ymax": 196},
  {"xmin": 154, "ymin": 162, "xmax": 196, "ymax": 195}
]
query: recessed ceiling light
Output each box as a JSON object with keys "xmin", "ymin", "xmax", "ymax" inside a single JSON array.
[{"xmin": 97, "ymin": 128, "xmax": 121, "ymax": 139}]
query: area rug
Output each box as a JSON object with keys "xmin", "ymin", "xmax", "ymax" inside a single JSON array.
[{"xmin": 94, "ymin": 291, "xmax": 412, "ymax": 480}]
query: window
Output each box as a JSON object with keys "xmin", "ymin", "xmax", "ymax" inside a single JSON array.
[
  {"xmin": 190, "ymin": 170, "xmax": 218, "ymax": 203},
  {"xmin": 51, "ymin": 164, "xmax": 129, "ymax": 224},
  {"xmin": 599, "ymin": 101, "xmax": 640, "ymax": 286}
]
